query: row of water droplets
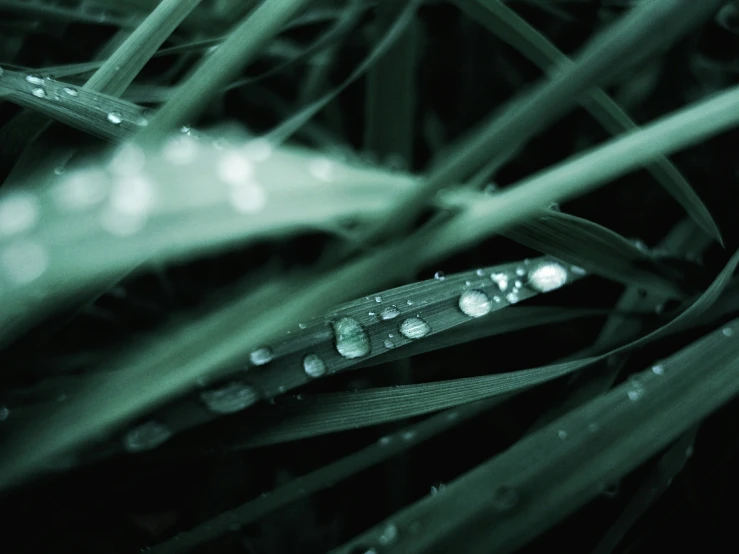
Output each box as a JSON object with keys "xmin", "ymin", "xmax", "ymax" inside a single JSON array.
[{"xmin": 122, "ymin": 260, "xmax": 575, "ymax": 452}]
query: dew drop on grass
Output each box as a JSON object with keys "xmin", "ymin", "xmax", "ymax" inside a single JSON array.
[
  {"xmin": 124, "ymin": 421, "xmax": 172, "ymax": 452},
  {"xmin": 303, "ymin": 354, "xmax": 327, "ymax": 378},
  {"xmin": 380, "ymin": 305, "xmax": 400, "ymax": 320},
  {"xmin": 458, "ymin": 289, "xmax": 492, "ymax": 318},
  {"xmin": 384, "ymin": 339, "xmax": 395, "ymax": 349},
  {"xmin": 243, "ymin": 138, "xmax": 272, "ymax": 161},
  {"xmin": 217, "ymin": 151, "xmax": 253, "ymax": 185},
  {"xmin": 557, "ymin": 429, "xmax": 568, "ymax": 440},
  {"xmin": 515, "ymin": 266, "xmax": 526, "ymax": 276},
  {"xmin": 652, "ymin": 364, "xmax": 665, "ymax": 375},
  {"xmin": 332, "ymin": 317, "xmax": 370, "ymax": 359},
  {"xmin": 200, "ymin": 381, "xmax": 259, "ymax": 414},
  {"xmin": 25, "ymin": 75, "xmax": 44, "ymax": 85},
  {"xmin": 1, "ymin": 240, "xmax": 48, "ymax": 284},
  {"xmin": 375, "ymin": 296, "xmax": 382, "ymax": 303},
  {"xmin": 0, "ymin": 192, "xmax": 39, "ymax": 235},
  {"xmin": 162, "ymin": 135, "xmax": 198, "ymax": 164},
  {"xmin": 399, "ymin": 317, "xmax": 430, "ymax": 339},
  {"xmin": 32, "ymin": 87, "xmax": 47, "ymax": 98},
  {"xmin": 430, "ymin": 482, "xmax": 446, "ymax": 496},
  {"xmin": 229, "ymin": 183, "xmax": 266, "ymax": 213},
  {"xmin": 527, "ymin": 262, "xmax": 568, "ymax": 292},
  {"xmin": 378, "ymin": 524, "xmax": 398, "ymax": 546},
  {"xmin": 476, "ymin": 268, "xmax": 485, "ymax": 277},
  {"xmin": 723, "ymin": 327, "xmax": 734, "ymax": 337},
  {"xmin": 627, "ymin": 377, "xmax": 645, "ymax": 401},
  {"xmin": 434, "ymin": 271, "xmax": 445, "ymax": 281},
  {"xmin": 63, "ymin": 87, "xmax": 78, "ymax": 97},
  {"xmin": 0, "ymin": 406, "xmax": 8, "ymax": 421},
  {"xmin": 309, "ymin": 158, "xmax": 335, "ymax": 181},
  {"xmin": 491, "ymin": 272, "xmax": 508, "ymax": 291},
  {"xmin": 250, "ymin": 347, "xmax": 273, "ymax": 366},
  {"xmin": 505, "ymin": 291, "xmax": 519, "ymax": 304},
  {"xmin": 107, "ymin": 111, "xmax": 123, "ymax": 124}
]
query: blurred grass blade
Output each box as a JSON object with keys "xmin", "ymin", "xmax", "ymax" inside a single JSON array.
[
  {"xmin": 422, "ymin": 84, "xmax": 739, "ymax": 269},
  {"xmin": 147, "ymin": 401, "xmax": 499, "ymax": 554},
  {"xmin": 0, "ymin": 0, "xmax": 143, "ymax": 28},
  {"xmin": 266, "ymin": 0, "xmax": 422, "ymax": 144},
  {"xmin": 457, "ymin": 0, "xmax": 722, "ymax": 244},
  {"xmin": 361, "ymin": 0, "xmax": 724, "ymax": 246},
  {"xmin": 137, "ymin": 0, "xmax": 312, "ymax": 144},
  {"xmin": 333, "ymin": 319, "xmax": 739, "ymax": 554}
]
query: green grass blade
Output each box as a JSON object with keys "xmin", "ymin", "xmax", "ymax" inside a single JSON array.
[
  {"xmin": 456, "ymin": 0, "xmax": 722, "ymax": 245},
  {"xmin": 333, "ymin": 319, "xmax": 739, "ymax": 553}
]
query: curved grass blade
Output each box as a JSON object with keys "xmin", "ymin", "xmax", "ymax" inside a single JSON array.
[
  {"xmin": 0, "ymin": 0, "xmax": 143, "ymax": 28},
  {"xmin": 457, "ymin": 0, "xmax": 722, "ymax": 244},
  {"xmin": 333, "ymin": 318, "xmax": 739, "ymax": 554},
  {"xmin": 146, "ymin": 401, "xmax": 501, "ymax": 554},
  {"xmin": 359, "ymin": 0, "xmax": 724, "ymax": 247}
]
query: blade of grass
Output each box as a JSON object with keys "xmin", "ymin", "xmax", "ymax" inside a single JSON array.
[
  {"xmin": 455, "ymin": 0, "xmax": 722, "ymax": 244},
  {"xmin": 359, "ymin": 0, "xmax": 724, "ymax": 247},
  {"xmin": 333, "ymin": 318, "xmax": 739, "ymax": 554}
]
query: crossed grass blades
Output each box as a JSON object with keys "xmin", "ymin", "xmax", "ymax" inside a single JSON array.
[{"xmin": 1, "ymin": 0, "xmax": 739, "ymax": 553}]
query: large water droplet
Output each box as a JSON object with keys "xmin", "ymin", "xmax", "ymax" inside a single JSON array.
[
  {"xmin": 63, "ymin": 87, "xmax": 78, "ymax": 97},
  {"xmin": 380, "ymin": 305, "xmax": 400, "ymax": 320},
  {"xmin": 434, "ymin": 271, "xmax": 445, "ymax": 281},
  {"xmin": 722, "ymin": 327, "xmax": 734, "ymax": 337},
  {"xmin": 458, "ymin": 289, "xmax": 492, "ymax": 318},
  {"xmin": 32, "ymin": 87, "xmax": 47, "ymax": 98},
  {"xmin": 490, "ymin": 272, "xmax": 509, "ymax": 291},
  {"xmin": 107, "ymin": 112, "xmax": 123, "ymax": 125},
  {"xmin": 250, "ymin": 347, "xmax": 273, "ymax": 366},
  {"xmin": 0, "ymin": 192, "xmax": 39, "ymax": 235},
  {"xmin": 217, "ymin": 151, "xmax": 253, "ymax": 185},
  {"xmin": 527, "ymin": 261, "xmax": 568, "ymax": 292},
  {"xmin": 383, "ymin": 339, "xmax": 395, "ymax": 349},
  {"xmin": 303, "ymin": 353, "xmax": 327, "ymax": 378},
  {"xmin": 399, "ymin": 317, "xmax": 430, "ymax": 339},
  {"xmin": 124, "ymin": 421, "xmax": 172, "ymax": 452},
  {"xmin": 200, "ymin": 381, "xmax": 258, "ymax": 414},
  {"xmin": 25, "ymin": 75, "xmax": 44, "ymax": 85},
  {"xmin": 651, "ymin": 364, "xmax": 665, "ymax": 375},
  {"xmin": 332, "ymin": 317, "xmax": 370, "ymax": 359}
]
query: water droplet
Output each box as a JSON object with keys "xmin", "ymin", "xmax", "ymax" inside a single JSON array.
[
  {"xmin": 430, "ymin": 482, "xmax": 447, "ymax": 496},
  {"xmin": 303, "ymin": 354, "xmax": 327, "ymax": 378},
  {"xmin": 368, "ymin": 311, "xmax": 376, "ymax": 318},
  {"xmin": 162, "ymin": 135, "xmax": 198, "ymax": 164},
  {"xmin": 381, "ymin": 305, "xmax": 400, "ymax": 320},
  {"xmin": 505, "ymin": 291, "xmax": 519, "ymax": 304},
  {"xmin": 627, "ymin": 377, "xmax": 645, "ymax": 401},
  {"xmin": 402, "ymin": 430, "xmax": 416, "ymax": 441},
  {"xmin": 0, "ymin": 192, "xmax": 39, "ymax": 235},
  {"xmin": 109, "ymin": 175, "xmax": 155, "ymax": 215},
  {"xmin": 1, "ymin": 240, "xmax": 48, "ymax": 283},
  {"xmin": 383, "ymin": 339, "xmax": 395, "ymax": 349},
  {"xmin": 527, "ymin": 262, "xmax": 568, "ymax": 292},
  {"xmin": 406, "ymin": 299, "xmax": 413, "ymax": 306},
  {"xmin": 124, "ymin": 421, "xmax": 172, "ymax": 452},
  {"xmin": 107, "ymin": 111, "xmax": 123, "ymax": 124},
  {"xmin": 332, "ymin": 317, "xmax": 370, "ymax": 359},
  {"xmin": 309, "ymin": 158, "xmax": 335, "ymax": 181},
  {"xmin": 375, "ymin": 296, "xmax": 382, "ymax": 303},
  {"xmin": 484, "ymin": 183, "xmax": 498, "ymax": 195},
  {"xmin": 378, "ymin": 436, "xmax": 392, "ymax": 446},
  {"xmin": 135, "ymin": 116, "xmax": 149, "ymax": 127},
  {"xmin": 25, "ymin": 75, "xmax": 44, "ymax": 85},
  {"xmin": 250, "ymin": 347, "xmax": 273, "ymax": 366},
  {"xmin": 109, "ymin": 144, "xmax": 146, "ymax": 176},
  {"xmin": 53, "ymin": 166, "xmax": 65, "ymax": 175},
  {"xmin": 491, "ymin": 485, "xmax": 519, "ymax": 511},
  {"xmin": 476, "ymin": 268, "xmax": 485, "ymax": 277},
  {"xmin": 651, "ymin": 364, "xmax": 665, "ymax": 375},
  {"xmin": 722, "ymin": 327, "xmax": 734, "ymax": 337},
  {"xmin": 434, "ymin": 271, "xmax": 445, "ymax": 281},
  {"xmin": 570, "ymin": 265, "xmax": 586, "ymax": 275},
  {"xmin": 32, "ymin": 87, "xmax": 47, "ymax": 98},
  {"xmin": 491, "ymin": 272, "xmax": 509, "ymax": 291},
  {"xmin": 378, "ymin": 523, "xmax": 398, "ymax": 546},
  {"xmin": 229, "ymin": 182, "xmax": 266, "ymax": 213},
  {"xmin": 458, "ymin": 289, "xmax": 493, "ymax": 318},
  {"xmin": 493, "ymin": 295, "xmax": 501, "ymax": 303},
  {"xmin": 200, "ymin": 381, "xmax": 259, "ymax": 414},
  {"xmin": 399, "ymin": 317, "xmax": 431, "ymax": 339},
  {"xmin": 217, "ymin": 151, "xmax": 253, "ymax": 185},
  {"xmin": 54, "ymin": 169, "xmax": 107, "ymax": 209},
  {"xmin": 63, "ymin": 87, "xmax": 78, "ymax": 97},
  {"xmin": 600, "ymin": 481, "xmax": 620, "ymax": 498},
  {"xmin": 0, "ymin": 406, "xmax": 9, "ymax": 421},
  {"xmin": 557, "ymin": 429, "xmax": 568, "ymax": 440},
  {"xmin": 515, "ymin": 266, "xmax": 526, "ymax": 276},
  {"xmin": 685, "ymin": 445, "xmax": 694, "ymax": 458}
]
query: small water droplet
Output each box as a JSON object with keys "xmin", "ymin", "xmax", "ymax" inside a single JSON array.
[
  {"xmin": 162, "ymin": 135, "xmax": 198, "ymax": 164},
  {"xmin": 25, "ymin": 75, "xmax": 44, "ymax": 85},
  {"xmin": 527, "ymin": 262, "xmax": 568, "ymax": 292},
  {"xmin": 63, "ymin": 87, "xmax": 78, "ymax": 97},
  {"xmin": 458, "ymin": 289, "xmax": 493, "ymax": 318},
  {"xmin": 570, "ymin": 265, "xmax": 587, "ymax": 275},
  {"xmin": 332, "ymin": 317, "xmax": 371, "ymax": 359},
  {"xmin": 402, "ymin": 430, "xmax": 416, "ymax": 441},
  {"xmin": 399, "ymin": 317, "xmax": 431, "ymax": 339},
  {"xmin": 303, "ymin": 353, "xmax": 327, "ymax": 378},
  {"xmin": 309, "ymin": 158, "xmax": 335, "ymax": 181},
  {"xmin": 378, "ymin": 436, "xmax": 392, "ymax": 445},
  {"xmin": 600, "ymin": 481, "xmax": 620, "ymax": 498},
  {"xmin": 514, "ymin": 279, "xmax": 523, "ymax": 288},
  {"xmin": 484, "ymin": 183, "xmax": 498, "ymax": 195},
  {"xmin": 476, "ymin": 268, "xmax": 485, "ymax": 277},
  {"xmin": 375, "ymin": 296, "xmax": 382, "ymax": 303},
  {"xmin": 491, "ymin": 485, "xmax": 519, "ymax": 511},
  {"xmin": 107, "ymin": 111, "xmax": 123, "ymax": 124},
  {"xmin": 200, "ymin": 381, "xmax": 259, "ymax": 414},
  {"xmin": 493, "ymin": 295, "xmax": 501, "ymax": 303},
  {"xmin": 557, "ymin": 429, "xmax": 568, "ymax": 440},
  {"xmin": 381, "ymin": 305, "xmax": 400, "ymax": 320},
  {"xmin": 505, "ymin": 291, "xmax": 519, "ymax": 304},
  {"xmin": 491, "ymin": 272, "xmax": 509, "ymax": 291},
  {"xmin": 434, "ymin": 271, "xmax": 445, "ymax": 281},
  {"xmin": 0, "ymin": 406, "xmax": 9, "ymax": 421},
  {"xmin": 685, "ymin": 445, "xmax": 694, "ymax": 458},
  {"xmin": 652, "ymin": 364, "xmax": 665, "ymax": 375},
  {"xmin": 722, "ymin": 327, "xmax": 734, "ymax": 337},
  {"xmin": 229, "ymin": 182, "xmax": 266, "ymax": 213},
  {"xmin": 378, "ymin": 523, "xmax": 398, "ymax": 546},
  {"xmin": 406, "ymin": 299, "xmax": 413, "ymax": 306},
  {"xmin": 124, "ymin": 421, "xmax": 172, "ymax": 452},
  {"xmin": 627, "ymin": 377, "xmax": 645, "ymax": 401},
  {"xmin": 298, "ymin": 323, "xmax": 307, "ymax": 329},
  {"xmin": 515, "ymin": 266, "xmax": 526, "ymax": 276},
  {"xmin": 250, "ymin": 347, "xmax": 273, "ymax": 366},
  {"xmin": 243, "ymin": 138, "xmax": 272, "ymax": 161},
  {"xmin": 383, "ymin": 339, "xmax": 395, "ymax": 349},
  {"xmin": 53, "ymin": 166, "xmax": 65, "ymax": 175},
  {"xmin": 217, "ymin": 151, "xmax": 253, "ymax": 185},
  {"xmin": 32, "ymin": 87, "xmax": 47, "ymax": 98},
  {"xmin": 430, "ymin": 482, "xmax": 447, "ymax": 496}
]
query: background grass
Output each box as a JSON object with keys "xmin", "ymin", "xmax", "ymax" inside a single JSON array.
[{"xmin": 2, "ymin": 1, "xmax": 739, "ymax": 553}]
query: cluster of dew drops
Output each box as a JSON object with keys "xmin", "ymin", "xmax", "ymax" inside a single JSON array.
[{"xmin": 123, "ymin": 259, "xmax": 575, "ymax": 453}]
